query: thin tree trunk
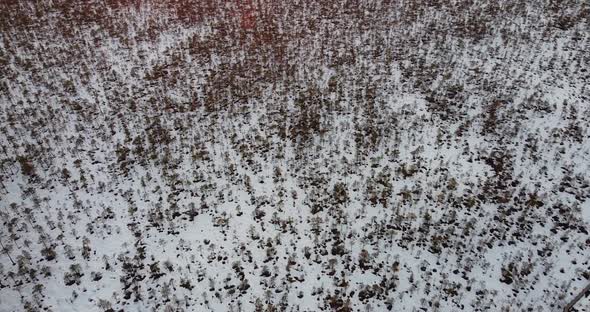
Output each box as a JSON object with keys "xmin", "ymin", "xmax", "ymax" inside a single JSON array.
[
  {"xmin": 0, "ymin": 236, "xmax": 15, "ymax": 265},
  {"xmin": 564, "ymin": 282, "xmax": 590, "ymax": 312}
]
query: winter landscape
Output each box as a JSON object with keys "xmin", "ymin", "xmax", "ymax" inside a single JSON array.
[{"xmin": 0, "ymin": 1, "xmax": 589, "ymax": 311}]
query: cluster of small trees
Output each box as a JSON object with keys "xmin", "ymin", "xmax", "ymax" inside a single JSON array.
[{"xmin": 0, "ymin": 0, "xmax": 588, "ymax": 311}]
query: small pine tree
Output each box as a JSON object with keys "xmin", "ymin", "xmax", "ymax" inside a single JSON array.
[{"xmin": 17, "ymin": 156, "xmax": 35, "ymax": 177}]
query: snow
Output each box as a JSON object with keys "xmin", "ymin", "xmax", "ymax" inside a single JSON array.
[{"xmin": 0, "ymin": 1, "xmax": 589, "ymax": 312}]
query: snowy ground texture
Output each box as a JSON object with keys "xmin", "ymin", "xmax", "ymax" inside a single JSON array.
[{"xmin": 1, "ymin": 1, "xmax": 590, "ymax": 311}]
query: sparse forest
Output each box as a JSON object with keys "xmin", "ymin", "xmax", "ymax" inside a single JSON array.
[{"xmin": 0, "ymin": 0, "xmax": 589, "ymax": 311}]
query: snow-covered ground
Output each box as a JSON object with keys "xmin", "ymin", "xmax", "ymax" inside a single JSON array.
[{"xmin": 0, "ymin": 1, "xmax": 589, "ymax": 311}]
